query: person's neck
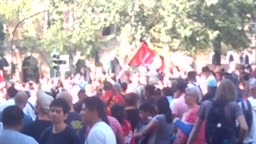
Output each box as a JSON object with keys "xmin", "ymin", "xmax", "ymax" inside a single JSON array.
[
  {"xmin": 89, "ymin": 118, "xmax": 102, "ymax": 127},
  {"xmin": 125, "ymin": 105, "xmax": 137, "ymax": 110},
  {"xmin": 188, "ymin": 103, "xmax": 198, "ymax": 109},
  {"xmin": 189, "ymin": 80, "xmax": 196, "ymax": 83},
  {"xmin": 37, "ymin": 113, "xmax": 50, "ymax": 121},
  {"xmin": 4, "ymin": 126, "xmax": 20, "ymax": 131},
  {"xmin": 52, "ymin": 122, "xmax": 67, "ymax": 134},
  {"xmin": 69, "ymin": 107, "xmax": 75, "ymax": 112}
]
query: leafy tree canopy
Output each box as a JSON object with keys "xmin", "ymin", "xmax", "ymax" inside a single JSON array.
[{"xmin": 0, "ymin": 0, "xmax": 255, "ymax": 58}]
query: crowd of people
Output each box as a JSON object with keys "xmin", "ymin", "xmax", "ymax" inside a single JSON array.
[{"xmin": 0, "ymin": 62, "xmax": 255, "ymax": 144}]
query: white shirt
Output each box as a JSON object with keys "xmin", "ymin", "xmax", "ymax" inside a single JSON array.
[
  {"xmin": 0, "ymin": 98, "xmax": 36, "ymax": 121},
  {"xmin": 0, "ymin": 98, "xmax": 15, "ymax": 112},
  {"xmin": 244, "ymin": 97, "xmax": 256, "ymax": 144},
  {"xmin": 85, "ymin": 121, "xmax": 116, "ymax": 144}
]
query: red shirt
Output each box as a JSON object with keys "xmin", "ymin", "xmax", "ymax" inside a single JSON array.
[
  {"xmin": 122, "ymin": 120, "xmax": 135, "ymax": 144},
  {"xmin": 101, "ymin": 91, "xmax": 124, "ymax": 115}
]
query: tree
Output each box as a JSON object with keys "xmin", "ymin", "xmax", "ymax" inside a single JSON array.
[{"xmin": 0, "ymin": 0, "xmax": 255, "ymax": 66}]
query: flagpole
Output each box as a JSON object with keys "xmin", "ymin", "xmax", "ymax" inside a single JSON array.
[{"xmin": 116, "ymin": 42, "xmax": 145, "ymax": 81}]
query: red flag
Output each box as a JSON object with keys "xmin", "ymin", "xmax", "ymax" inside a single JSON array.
[
  {"xmin": 157, "ymin": 55, "xmax": 165, "ymax": 71},
  {"xmin": 148, "ymin": 55, "xmax": 164, "ymax": 71},
  {"xmin": 128, "ymin": 43, "xmax": 155, "ymax": 66}
]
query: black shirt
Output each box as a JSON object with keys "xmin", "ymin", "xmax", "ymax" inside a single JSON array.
[
  {"xmin": 22, "ymin": 120, "xmax": 52, "ymax": 142},
  {"xmin": 125, "ymin": 108, "xmax": 140, "ymax": 131},
  {"xmin": 39, "ymin": 126, "xmax": 81, "ymax": 144}
]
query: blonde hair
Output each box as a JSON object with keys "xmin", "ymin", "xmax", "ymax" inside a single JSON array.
[{"xmin": 214, "ymin": 79, "xmax": 235, "ymax": 102}]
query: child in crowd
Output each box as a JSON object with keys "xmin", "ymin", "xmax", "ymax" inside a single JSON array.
[{"xmin": 133, "ymin": 103, "xmax": 154, "ymax": 144}]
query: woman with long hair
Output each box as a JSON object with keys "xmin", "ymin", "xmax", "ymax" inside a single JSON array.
[{"xmin": 187, "ymin": 79, "xmax": 248, "ymax": 144}]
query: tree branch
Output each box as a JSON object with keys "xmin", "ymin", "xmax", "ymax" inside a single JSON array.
[{"xmin": 11, "ymin": 10, "xmax": 48, "ymax": 48}]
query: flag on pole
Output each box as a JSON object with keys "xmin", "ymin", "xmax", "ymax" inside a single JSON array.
[
  {"xmin": 128, "ymin": 42, "xmax": 155, "ymax": 66},
  {"xmin": 116, "ymin": 42, "xmax": 164, "ymax": 80}
]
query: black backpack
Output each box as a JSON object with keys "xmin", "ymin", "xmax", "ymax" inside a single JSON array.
[
  {"xmin": 205, "ymin": 100, "xmax": 236, "ymax": 144},
  {"xmin": 241, "ymin": 100, "xmax": 253, "ymax": 131}
]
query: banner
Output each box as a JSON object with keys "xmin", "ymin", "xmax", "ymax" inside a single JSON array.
[{"xmin": 128, "ymin": 42, "xmax": 155, "ymax": 66}]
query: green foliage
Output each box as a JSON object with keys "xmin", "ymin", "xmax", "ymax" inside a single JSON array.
[{"xmin": 0, "ymin": 0, "xmax": 255, "ymax": 59}]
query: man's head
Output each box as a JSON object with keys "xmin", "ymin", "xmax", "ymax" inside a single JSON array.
[
  {"xmin": 49, "ymin": 98, "xmax": 70, "ymax": 124},
  {"xmin": 15, "ymin": 91, "xmax": 29, "ymax": 109},
  {"xmin": 36, "ymin": 90, "xmax": 54, "ymax": 114},
  {"xmin": 201, "ymin": 66, "xmax": 211, "ymax": 77},
  {"xmin": 77, "ymin": 89, "xmax": 86, "ymax": 100},
  {"xmin": 248, "ymin": 78, "xmax": 256, "ymax": 97},
  {"xmin": 124, "ymin": 92, "xmax": 139, "ymax": 107},
  {"xmin": 174, "ymin": 78, "xmax": 187, "ymax": 97},
  {"xmin": 103, "ymin": 81, "xmax": 113, "ymax": 92},
  {"xmin": 56, "ymin": 91, "xmax": 73, "ymax": 108},
  {"xmin": 187, "ymin": 71, "xmax": 197, "ymax": 81},
  {"xmin": 6, "ymin": 84, "xmax": 18, "ymax": 99},
  {"xmin": 144, "ymin": 85, "xmax": 155, "ymax": 97},
  {"xmin": 80, "ymin": 97, "xmax": 107, "ymax": 125},
  {"xmin": 2, "ymin": 106, "xmax": 24, "ymax": 130},
  {"xmin": 162, "ymin": 87, "xmax": 173, "ymax": 97}
]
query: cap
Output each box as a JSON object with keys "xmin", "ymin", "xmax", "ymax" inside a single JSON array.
[{"xmin": 206, "ymin": 76, "xmax": 217, "ymax": 87}]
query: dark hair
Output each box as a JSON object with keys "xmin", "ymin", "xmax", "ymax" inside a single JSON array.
[
  {"xmin": 83, "ymin": 97, "xmax": 109, "ymax": 125},
  {"xmin": 2, "ymin": 106, "xmax": 24, "ymax": 127},
  {"xmin": 120, "ymin": 82, "xmax": 128, "ymax": 92},
  {"xmin": 78, "ymin": 89, "xmax": 85, "ymax": 95},
  {"xmin": 175, "ymin": 78, "xmax": 187, "ymax": 92},
  {"xmin": 125, "ymin": 93, "xmax": 138, "ymax": 106},
  {"xmin": 202, "ymin": 66, "xmax": 210, "ymax": 73},
  {"xmin": 187, "ymin": 71, "xmax": 197, "ymax": 80},
  {"xmin": 242, "ymin": 72, "xmax": 250, "ymax": 81},
  {"xmin": 154, "ymin": 88, "xmax": 161, "ymax": 96},
  {"xmin": 156, "ymin": 97, "xmax": 172, "ymax": 123},
  {"xmin": 7, "ymin": 84, "xmax": 18, "ymax": 98},
  {"xmin": 103, "ymin": 81, "xmax": 113, "ymax": 91},
  {"xmin": 50, "ymin": 98, "xmax": 70, "ymax": 114},
  {"xmin": 111, "ymin": 103, "xmax": 125, "ymax": 125},
  {"xmin": 162, "ymin": 87, "xmax": 173, "ymax": 96},
  {"xmin": 144, "ymin": 85, "xmax": 155, "ymax": 96},
  {"xmin": 77, "ymin": 89, "xmax": 86, "ymax": 97},
  {"xmin": 139, "ymin": 103, "xmax": 154, "ymax": 114}
]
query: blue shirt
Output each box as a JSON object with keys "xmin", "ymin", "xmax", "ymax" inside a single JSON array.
[{"xmin": 0, "ymin": 129, "xmax": 38, "ymax": 144}]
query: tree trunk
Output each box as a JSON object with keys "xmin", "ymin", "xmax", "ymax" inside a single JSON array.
[{"xmin": 212, "ymin": 35, "xmax": 221, "ymax": 65}]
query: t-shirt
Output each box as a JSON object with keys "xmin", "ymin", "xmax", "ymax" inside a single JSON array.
[
  {"xmin": 121, "ymin": 120, "xmax": 134, "ymax": 144},
  {"xmin": 23, "ymin": 113, "xmax": 33, "ymax": 129},
  {"xmin": 125, "ymin": 108, "xmax": 140, "ymax": 131},
  {"xmin": 197, "ymin": 100, "xmax": 243, "ymax": 143},
  {"xmin": 151, "ymin": 114, "xmax": 173, "ymax": 144},
  {"xmin": 85, "ymin": 121, "xmax": 116, "ymax": 144},
  {"xmin": 107, "ymin": 115, "xmax": 123, "ymax": 139},
  {"xmin": 22, "ymin": 120, "xmax": 51, "ymax": 142},
  {"xmin": 0, "ymin": 129, "xmax": 38, "ymax": 144},
  {"xmin": 171, "ymin": 94, "xmax": 188, "ymax": 118},
  {"xmin": 39, "ymin": 126, "xmax": 81, "ymax": 144},
  {"xmin": 175, "ymin": 106, "xmax": 205, "ymax": 144},
  {"xmin": 101, "ymin": 91, "xmax": 124, "ymax": 115},
  {"xmin": 66, "ymin": 112, "xmax": 84, "ymax": 136}
]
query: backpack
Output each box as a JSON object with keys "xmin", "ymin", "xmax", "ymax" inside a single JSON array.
[
  {"xmin": 205, "ymin": 100, "xmax": 236, "ymax": 144},
  {"xmin": 241, "ymin": 100, "xmax": 253, "ymax": 131}
]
